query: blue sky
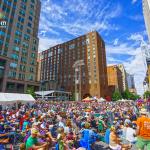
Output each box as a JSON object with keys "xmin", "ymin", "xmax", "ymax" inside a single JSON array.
[{"xmin": 38, "ymin": 0, "xmax": 149, "ymax": 95}]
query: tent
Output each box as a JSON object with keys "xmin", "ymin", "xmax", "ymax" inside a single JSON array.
[
  {"xmin": 98, "ymin": 97, "xmax": 105, "ymax": 102},
  {"xmin": 136, "ymin": 99, "xmax": 144, "ymax": 103},
  {"xmin": 82, "ymin": 97, "xmax": 93, "ymax": 102},
  {"xmin": 0, "ymin": 93, "xmax": 35, "ymax": 104}
]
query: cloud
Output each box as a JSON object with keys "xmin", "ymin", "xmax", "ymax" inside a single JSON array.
[
  {"xmin": 129, "ymin": 15, "xmax": 143, "ymax": 21},
  {"xmin": 113, "ymin": 38, "xmax": 119, "ymax": 46},
  {"xmin": 128, "ymin": 33, "xmax": 144, "ymax": 42},
  {"xmin": 124, "ymin": 50, "xmax": 146, "ymax": 95},
  {"xmin": 132, "ymin": 0, "xmax": 138, "ymax": 4},
  {"xmin": 38, "ymin": 37, "xmax": 64, "ymax": 52},
  {"xmin": 39, "ymin": 0, "xmax": 122, "ymax": 37},
  {"xmin": 106, "ymin": 32, "xmax": 147, "ymax": 95}
]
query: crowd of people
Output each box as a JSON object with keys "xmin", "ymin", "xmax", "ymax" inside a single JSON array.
[{"xmin": 0, "ymin": 100, "xmax": 150, "ymax": 150}]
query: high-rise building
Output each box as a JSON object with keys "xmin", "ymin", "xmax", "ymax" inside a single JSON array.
[
  {"xmin": 107, "ymin": 65, "xmax": 124, "ymax": 96},
  {"xmin": 39, "ymin": 31, "xmax": 108, "ymax": 99},
  {"xmin": 117, "ymin": 64, "xmax": 128, "ymax": 91},
  {"xmin": 0, "ymin": 0, "xmax": 41, "ymax": 93},
  {"xmin": 127, "ymin": 73, "xmax": 136, "ymax": 94},
  {"xmin": 143, "ymin": 0, "xmax": 150, "ymax": 42}
]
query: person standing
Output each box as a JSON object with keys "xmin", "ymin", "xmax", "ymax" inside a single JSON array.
[{"xmin": 136, "ymin": 109, "xmax": 150, "ymax": 150}]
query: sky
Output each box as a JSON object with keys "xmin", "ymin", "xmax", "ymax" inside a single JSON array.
[{"xmin": 38, "ymin": 0, "xmax": 149, "ymax": 95}]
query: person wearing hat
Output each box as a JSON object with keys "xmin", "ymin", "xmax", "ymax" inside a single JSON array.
[
  {"xmin": 109, "ymin": 126, "xmax": 131, "ymax": 150},
  {"xmin": 26, "ymin": 128, "xmax": 48, "ymax": 150},
  {"xmin": 136, "ymin": 108, "xmax": 150, "ymax": 150}
]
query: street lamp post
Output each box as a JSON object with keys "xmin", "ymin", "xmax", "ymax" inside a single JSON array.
[{"xmin": 73, "ymin": 60, "xmax": 84, "ymax": 101}]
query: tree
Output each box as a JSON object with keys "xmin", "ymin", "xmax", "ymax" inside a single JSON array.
[
  {"xmin": 112, "ymin": 90, "xmax": 122, "ymax": 101},
  {"xmin": 122, "ymin": 89, "xmax": 140, "ymax": 101},
  {"xmin": 143, "ymin": 91, "xmax": 150, "ymax": 99},
  {"xmin": 26, "ymin": 86, "xmax": 36, "ymax": 98},
  {"xmin": 122, "ymin": 89, "xmax": 131, "ymax": 99},
  {"xmin": 71, "ymin": 93, "xmax": 75, "ymax": 101}
]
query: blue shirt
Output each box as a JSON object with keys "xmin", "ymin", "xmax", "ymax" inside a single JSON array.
[{"xmin": 104, "ymin": 129, "xmax": 110, "ymax": 144}]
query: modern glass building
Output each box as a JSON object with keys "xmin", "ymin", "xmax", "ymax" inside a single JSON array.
[{"xmin": 0, "ymin": 0, "xmax": 41, "ymax": 93}]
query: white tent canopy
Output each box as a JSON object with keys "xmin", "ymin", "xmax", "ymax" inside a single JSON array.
[
  {"xmin": 98, "ymin": 97, "xmax": 105, "ymax": 102},
  {"xmin": 0, "ymin": 93, "xmax": 35, "ymax": 104}
]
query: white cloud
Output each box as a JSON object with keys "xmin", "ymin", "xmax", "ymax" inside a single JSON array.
[
  {"xmin": 124, "ymin": 50, "xmax": 146, "ymax": 95},
  {"xmin": 132, "ymin": 0, "xmax": 138, "ymax": 4},
  {"xmin": 129, "ymin": 15, "xmax": 143, "ymax": 21},
  {"xmin": 106, "ymin": 33, "xmax": 147, "ymax": 95},
  {"xmin": 128, "ymin": 33, "xmax": 144, "ymax": 42},
  {"xmin": 39, "ymin": 0, "xmax": 122, "ymax": 37},
  {"xmin": 113, "ymin": 38, "xmax": 119, "ymax": 46},
  {"xmin": 38, "ymin": 37, "xmax": 64, "ymax": 52}
]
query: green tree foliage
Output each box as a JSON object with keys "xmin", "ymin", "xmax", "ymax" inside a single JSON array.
[
  {"xmin": 71, "ymin": 93, "xmax": 75, "ymax": 101},
  {"xmin": 122, "ymin": 89, "xmax": 140, "ymax": 100},
  {"xmin": 26, "ymin": 86, "xmax": 36, "ymax": 98},
  {"xmin": 122, "ymin": 89, "xmax": 131, "ymax": 99},
  {"xmin": 143, "ymin": 91, "xmax": 150, "ymax": 99},
  {"xmin": 112, "ymin": 90, "xmax": 122, "ymax": 101}
]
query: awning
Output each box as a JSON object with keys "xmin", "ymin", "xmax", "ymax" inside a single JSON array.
[{"xmin": 0, "ymin": 93, "xmax": 35, "ymax": 104}]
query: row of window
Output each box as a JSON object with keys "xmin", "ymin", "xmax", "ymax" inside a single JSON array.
[
  {"xmin": 10, "ymin": 53, "xmax": 36, "ymax": 61},
  {"xmin": 8, "ymin": 71, "xmax": 34, "ymax": 81},
  {"xmin": 9, "ymin": 62, "xmax": 35, "ymax": 72}
]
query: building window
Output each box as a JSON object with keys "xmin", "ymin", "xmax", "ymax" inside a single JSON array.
[
  {"xmin": 22, "ymin": 42, "xmax": 29, "ymax": 48},
  {"xmin": 22, "ymin": 0, "xmax": 27, "ymax": 2},
  {"xmin": 15, "ymin": 30, "xmax": 22, "ymax": 37},
  {"xmin": 29, "ymin": 16, "xmax": 33, "ymax": 21},
  {"xmin": 10, "ymin": 63, "xmax": 17, "ymax": 69},
  {"xmin": 29, "ymin": 67, "xmax": 34, "ymax": 73},
  {"xmin": 19, "ymin": 9, "xmax": 25, "ymax": 16},
  {"xmin": 24, "ymin": 34, "xmax": 30, "ymax": 41},
  {"xmin": 21, "ymin": 57, "xmax": 27, "ymax": 63},
  {"xmin": 30, "ymin": 60, "xmax": 35, "ymax": 65},
  {"xmin": 86, "ymin": 38, "xmax": 90, "ymax": 44},
  {"xmin": 18, "ymin": 16, "xmax": 24, "ymax": 23},
  {"xmin": 69, "ymin": 44, "xmax": 75, "ymax": 50},
  {"xmin": 13, "ymin": 46, "xmax": 20, "ymax": 52},
  {"xmin": 22, "ymin": 49, "xmax": 27, "ymax": 56},
  {"xmin": 16, "ymin": 23, "xmax": 23, "ymax": 30},
  {"xmin": 20, "ymin": 65, "xmax": 26, "ymax": 71},
  {"xmin": 27, "ymin": 28, "xmax": 31, "ymax": 34},
  {"xmin": 28, "ymin": 75, "xmax": 33, "ymax": 81},
  {"xmin": 30, "ymin": 4, "xmax": 34, "ymax": 9},
  {"xmin": 31, "ymin": 53, "xmax": 36, "ymax": 58},
  {"xmin": 8, "ymin": 71, "xmax": 16, "ymax": 78},
  {"xmin": 14, "ymin": 38, "xmax": 21, "ymax": 45},
  {"xmin": 11, "ymin": 53, "xmax": 19, "ymax": 60},
  {"xmin": 31, "ymin": 0, "xmax": 35, "ymax": 3},
  {"xmin": 28, "ymin": 22, "xmax": 32, "ymax": 28},
  {"xmin": 20, "ymin": 3, "xmax": 26, "ymax": 10},
  {"xmin": 18, "ymin": 73, "xmax": 25, "ymax": 80},
  {"xmin": 0, "ymin": 31, "xmax": 5, "ymax": 36}
]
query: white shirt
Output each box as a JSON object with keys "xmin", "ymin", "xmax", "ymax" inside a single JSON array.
[{"xmin": 126, "ymin": 127, "xmax": 136, "ymax": 142}]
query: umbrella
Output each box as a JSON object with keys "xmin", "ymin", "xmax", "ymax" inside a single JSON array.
[
  {"xmin": 98, "ymin": 97, "xmax": 105, "ymax": 102},
  {"xmin": 82, "ymin": 97, "xmax": 93, "ymax": 102},
  {"xmin": 136, "ymin": 99, "xmax": 144, "ymax": 103}
]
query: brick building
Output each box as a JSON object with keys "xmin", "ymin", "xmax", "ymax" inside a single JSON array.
[
  {"xmin": 107, "ymin": 65, "xmax": 124, "ymax": 96},
  {"xmin": 39, "ymin": 31, "xmax": 108, "ymax": 99}
]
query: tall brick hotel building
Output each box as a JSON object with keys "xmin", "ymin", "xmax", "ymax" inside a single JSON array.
[{"xmin": 39, "ymin": 31, "xmax": 108, "ymax": 98}]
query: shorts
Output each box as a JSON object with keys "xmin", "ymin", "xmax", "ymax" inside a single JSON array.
[{"xmin": 136, "ymin": 137, "xmax": 150, "ymax": 150}]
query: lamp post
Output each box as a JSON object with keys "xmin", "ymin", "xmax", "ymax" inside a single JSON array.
[{"xmin": 73, "ymin": 60, "xmax": 84, "ymax": 101}]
